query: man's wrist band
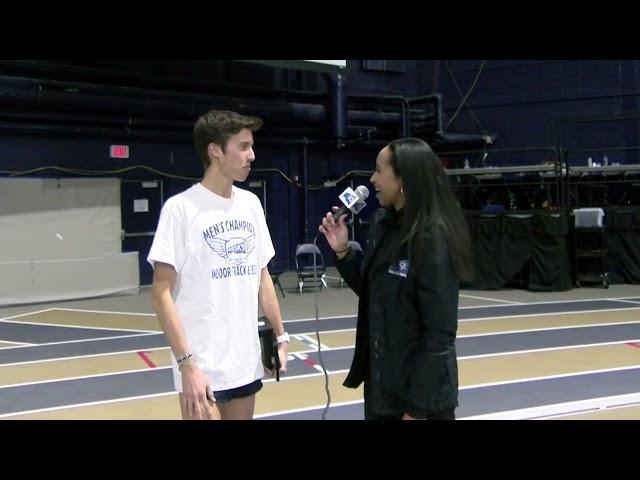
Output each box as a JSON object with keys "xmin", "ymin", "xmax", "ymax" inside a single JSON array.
[
  {"xmin": 176, "ymin": 352, "xmax": 192, "ymax": 364},
  {"xmin": 276, "ymin": 332, "xmax": 290, "ymax": 344},
  {"xmin": 334, "ymin": 245, "xmax": 350, "ymax": 254}
]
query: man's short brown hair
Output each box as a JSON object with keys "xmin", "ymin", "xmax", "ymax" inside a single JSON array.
[{"xmin": 192, "ymin": 110, "xmax": 263, "ymax": 170}]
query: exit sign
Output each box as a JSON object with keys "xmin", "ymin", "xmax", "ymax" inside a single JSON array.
[{"xmin": 110, "ymin": 145, "xmax": 129, "ymax": 159}]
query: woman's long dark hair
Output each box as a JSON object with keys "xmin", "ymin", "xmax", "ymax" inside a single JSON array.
[{"xmin": 387, "ymin": 138, "xmax": 473, "ymax": 282}]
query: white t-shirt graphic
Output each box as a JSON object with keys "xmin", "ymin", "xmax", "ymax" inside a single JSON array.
[{"xmin": 148, "ymin": 183, "xmax": 275, "ymax": 391}]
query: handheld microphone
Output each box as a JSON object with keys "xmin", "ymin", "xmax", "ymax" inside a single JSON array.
[{"xmin": 333, "ymin": 185, "xmax": 369, "ymax": 221}]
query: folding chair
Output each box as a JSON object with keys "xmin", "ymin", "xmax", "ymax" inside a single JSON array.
[{"xmin": 295, "ymin": 243, "xmax": 327, "ymax": 293}]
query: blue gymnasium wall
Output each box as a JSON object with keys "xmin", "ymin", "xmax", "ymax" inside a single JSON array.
[
  {"xmin": 417, "ymin": 60, "xmax": 640, "ymax": 166},
  {"xmin": 0, "ymin": 132, "xmax": 375, "ymax": 283},
  {"xmin": 2, "ymin": 60, "xmax": 639, "ymax": 282}
]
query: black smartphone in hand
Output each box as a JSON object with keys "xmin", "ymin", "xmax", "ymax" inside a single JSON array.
[{"xmin": 258, "ymin": 317, "xmax": 281, "ymax": 381}]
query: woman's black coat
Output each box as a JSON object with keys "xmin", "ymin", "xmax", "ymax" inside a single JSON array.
[{"xmin": 336, "ymin": 208, "xmax": 459, "ymax": 417}]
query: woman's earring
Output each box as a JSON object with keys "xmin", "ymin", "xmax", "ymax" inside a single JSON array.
[{"xmin": 400, "ymin": 186, "xmax": 404, "ymax": 194}]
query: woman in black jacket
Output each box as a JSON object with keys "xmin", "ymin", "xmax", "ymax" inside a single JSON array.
[{"xmin": 319, "ymin": 138, "xmax": 473, "ymax": 420}]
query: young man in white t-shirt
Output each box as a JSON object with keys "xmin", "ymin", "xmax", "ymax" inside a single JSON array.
[{"xmin": 148, "ymin": 110, "xmax": 289, "ymax": 420}]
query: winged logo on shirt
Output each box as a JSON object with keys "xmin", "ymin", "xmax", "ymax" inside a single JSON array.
[{"xmin": 206, "ymin": 235, "xmax": 256, "ymax": 264}]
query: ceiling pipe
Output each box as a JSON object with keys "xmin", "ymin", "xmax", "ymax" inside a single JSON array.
[
  {"xmin": 0, "ymin": 61, "xmax": 327, "ymax": 102},
  {"xmin": 323, "ymin": 72, "xmax": 348, "ymax": 147},
  {"xmin": 0, "ymin": 75, "xmax": 446, "ymax": 144}
]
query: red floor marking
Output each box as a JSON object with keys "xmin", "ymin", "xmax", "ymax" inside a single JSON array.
[
  {"xmin": 137, "ymin": 351, "xmax": 156, "ymax": 368},
  {"xmin": 303, "ymin": 357, "xmax": 318, "ymax": 368}
]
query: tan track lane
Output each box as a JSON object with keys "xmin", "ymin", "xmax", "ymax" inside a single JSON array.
[
  {"xmin": 7, "ymin": 308, "xmax": 640, "ymax": 342},
  {"xmin": 460, "ymin": 343, "xmax": 640, "ymax": 386},
  {"xmin": 459, "ymin": 309, "xmax": 640, "ymax": 336},
  {"xmin": 300, "ymin": 309, "xmax": 640, "ymax": 350},
  {"xmin": 0, "ymin": 350, "xmax": 171, "ymax": 386},
  {"xmin": 4, "ymin": 306, "xmax": 640, "ymax": 419},
  {"xmin": 0, "ymin": 342, "xmax": 27, "ymax": 349},
  {"xmin": 4, "ymin": 372, "xmax": 362, "ymax": 419},
  {"xmin": 6, "ymin": 310, "xmax": 161, "ymax": 331},
  {"xmin": 7, "ymin": 342, "xmax": 640, "ymax": 419}
]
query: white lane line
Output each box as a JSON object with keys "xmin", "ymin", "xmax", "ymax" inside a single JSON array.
[
  {"xmin": 262, "ymin": 369, "xmax": 350, "ymax": 383},
  {"xmin": 287, "ymin": 318, "xmax": 640, "ymax": 343},
  {"xmin": 461, "ymin": 363, "xmax": 640, "ymax": 390},
  {"xmin": 461, "ymin": 338, "xmax": 640, "ymax": 361},
  {"xmin": 3, "ymin": 296, "xmax": 640, "ymax": 419},
  {"xmin": 287, "ymin": 336, "xmax": 640, "ymax": 358},
  {"xmin": 0, "ymin": 332, "xmax": 161, "ymax": 351},
  {"xmin": 458, "ymin": 319, "xmax": 640, "ymax": 337},
  {"xmin": 462, "ymin": 392, "xmax": 640, "ymax": 420},
  {"xmin": 55, "ymin": 309, "xmax": 357, "ymax": 323},
  {"xmin": 0, "ymin": 318, "xmax": 158, "ymax": 333},
  {"xmin": 10, "ymin": 338, "xmax": 564, "ymax": 370},
  {"xmin": 298, "ymin": 333, "xmax": 330, "ymax": 350},
  {"xmin": 459, "ymin": 295, "xmax": 640, "ymax": 309},
  {"xmin": 292, "ymin": 334, "xmax": 316, "ymax": 349},
  {"xmin": 0, "ymin": 368, "xmax": 353, "ymax": 417},
  {"xmin": 283, "ymin": 314, "xmax": 357, "ymax": 323},
  {"xmin": 288, "ymin": 351, "xmax": 328, "ymax": 374},
  {"xmin": 34, "ymin": 299, "xmax": 640, "ymax": 325},
  {"xmin": 459, "ymin": 303, "xmax": 527, "ymax": 309},
  {"xmin": 255, "ymin": 399, "xmax": 364, "ymax": 419},
  {"xmin": 459, "ymin": 294, "xmax": 522, "ymax": 304},
  {"xmin": 0, "ymin": 366, "xmax": 172, "ymax": 391},
  {"xmin": 3, "ymin": 360, "xmax": 639, "ymax": 419},
  {"xmin": 293, "ymin": 308, "xmax": 640, "ymax": 333},
  {"xmin": 11, "ymin": 297, "xmax": 638, "ymax": 325},
  {"xmin": 612, "ymin": 299, "xmax": 640, "ymax": 306},
  {"xmin": 0, "ymin": 391, "xmax": 177, "ymax": 419},
  {"xmin": 52, "ymin": 307, "xmax": 156, "ymax": 316},
  {"xmin": 0, "ymin": 346, "xmax": 170, "ymax": 367},
  {"xmin": 459, "ymin": 306, "xmax": 640, "ymax": 322},
  {"xmin": 0, "ymin": 308, "xmax": 57, "ymax": 321}
]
